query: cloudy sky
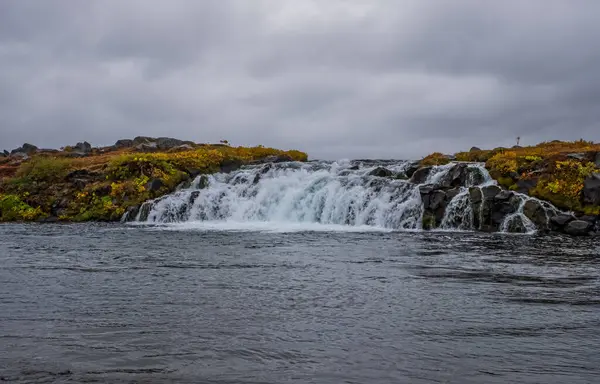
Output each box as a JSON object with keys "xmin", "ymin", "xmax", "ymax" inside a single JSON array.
[{"xmin": 1, "ymin": 1, "xmax": 599, "ymax": 159}]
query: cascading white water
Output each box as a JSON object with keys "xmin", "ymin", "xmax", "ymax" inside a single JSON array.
[
  {"xmin": 130, "ymin": 159, "xmax": 565, "ymax": 233},
  {"xmin": 138, "ymin": 161, "xmax": 424, "ymax": 230}
]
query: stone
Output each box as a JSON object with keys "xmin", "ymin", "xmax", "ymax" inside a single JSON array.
[
  {"xmin": 494, "ymin": 190, "xmax": 514, "ymax": 201},
  {"xmin": 523, "ymin": 199, "xmax": 548, "ymax": 229},
  {"xmin": 565, "ymin": 220, "xmax": 591, "ymax": 236},
  {"xmin": 73, "ymin": 141, "xmax": 92, "ymax": 154},
  {"xmin": 469, "ymin": 146, "xmax": 481, "ymax": 152},
  {"xmin": 594, "ymin": 152, "xmax": 600, "ymax": 168},
  {"xmin": 438, "ymin": 163, "xmax": 469, "ymax": 188},
  {"xmin": 515, "ymin": 178, "xmax": 538, "ymax": 194},
  {"xmin": 368, "ymin": 167, "xmax": 393, "ymax": 178},
  {"xmin": 132, "ymin": 136, "xmax": 155, "ymax": 146},
  {"xmin": 10, "ymin": 152, "xmax": 29, "ymax": 160},
  {"xmin": 505, "ymin": 216, "xmax": 527, "ymax": 233},
  {"xmin": 429, "ymin": 190, "xmax": 447, "ymax": 211},
  {"xmin": 469, "ymin": 187, "xmax": 483, "ymax": 204},
  {"xmin": 11, "ymin": 143, "xmax": 38, "ymax": 155},
  {"xmin": 3, "ymin": 150, "xmax": 9, "ymax": 156},
  {"xmin": 349, "ymin": 165, "xmax": 360, "ymax": 170},
  {"xmin": 404, "ymin": 162, "xmax": 420, "ymax": 178},
  {"xmin": 446, "ymin": 187, "xmax": 461, "ymax": 201},
  {"xmin": 114, "ymin": 139, "xmax": 134, "ymax": 149},
  {"xmin": 220, "ymin": 159, "xmax": 244, "ymax": 173},
  {"xmin": 147, "ymin": 179, "xmax": 165, "ymax": 192},
  {"xmin": 550, "ymin": 214, "xmax": 574, "ymax": 229},
  {"xmin": 122, "ymin": 205, "xmax": 140, "ymax": 222},
  {"xmin": 169, "ymin": 144, "xmax": 194, "ymax": 152},
  {"xmin": 481, "ymin": 185, "xmax": 501, "ymax": 200},
  {"xmin": 583, "ymin": 173, "xmax": 600, "ymax": 205},
  {"xmin": 0, "ymin": 152, "xmax": 6, "ymax": 158},
  {"xmin": 567, "ymin": 153, "xmax": 586, "ymax": 160},
  {"xmin": 135, "ymin": 142, "xmax": 158, "ymax": 152},
  {"xmin": 410, "ymin": 166, "xmax": 432, "ymax": 184},
  {"xmin": 156, "ymin": 137, "xmax": 192, "ymax": 150}
]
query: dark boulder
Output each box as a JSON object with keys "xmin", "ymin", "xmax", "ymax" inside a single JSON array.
[
  {"xmin": 369, "ymin": 167, "xmax": 393, "ymax": 178},
  {"xmin": 135, "ymin": 142, "xmax": 158, "ymax": 152},
  {"xmin": 469, "ymin": 187, "xmax": 483, "ymax": 204},
  {"xmin": 156, "ymin": 137, "xmax": 194, "ymax": 150},
  {"xmin": 594, "ymin": 152, "xmax": 600, "ymax": 168},
  {"xmin": 349, "ymin": 165, "xmax": 360, "ymax": 170},
  {"xmin": 114, "ymin": 139, "xmax": 134, "ymax": 149},
  {"xmin": 437, "ymin": 164, "xmax": 469, "ymax": 188},
  {"xmin": 567, "ymin": 153, "xmax": 586, "ymax": 160},
  {"xmin": 404, "ymin": 162, "xmax": 420, "ymax": 178},
  {"xmin": 565, "ymin": 220, "xmax": 591, "ymax": 236},
  {"xmin": 147, "ymin": 179, "xmax": 165, "ymax": 192},
  {"xmin": 197, "ymin": 175, "xmax": 210, "ymax": 189},
  {"xmin": 11, "ymin": 143, "xmax": 38, "ymax": 155},
  {"xmin": 469, "ymin": 146, "xmax": 481, "ymax": 152},
  {"xmin": 446, "ymin": 187, "xmax": 462, "ymax": 202},
  {"xmin": 504, "ymin": 216, "xmax": 527, "ymax": 233},
  {"xmin": 122, "ymin": 205, "xmax": 140, "ymax": 222},
  {"xmin": 221, "ymin": 159, "xmax": 244, "ymax": 173},
  {"xmin": 550, "ymin": 214, "xmax": 575, "ymax": 230},
  {"xmin": 494, "ymin": 190, "xmax": 514, "ymax": 201},
  {"xmin": 515, "ymin": 178, "xmax": 538, "ymax": 194},
  {"xmin": 73, "ymin": 141, "xmax": 92, "ymax": 154},
  {"xmin": 169, "ymin": 144, "xmax": 194, "ymax": 152},
  {"xmin": 481, "ymin": 185, "xmax": 501, "ymax": 200},
  {"xmin": 583, "ymin": 173, "xmax": 600, "ymax": 205},
  {"xmin": 523, "ymin": 199, "xmax": 548, "ymax": 229},
  {"xmin": 133, "ymin": 136, "xmax": 155, "ymax": 146},
  {"xmin": 410, "ymin": 166, "xmax": 432, "ymax": 184}
]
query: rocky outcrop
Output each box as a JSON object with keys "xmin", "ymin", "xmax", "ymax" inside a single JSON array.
[
  {"xmin": 369, "ymin": 167, "xmax": 393, "ymax": 178},
  {"xmin": 583, "ymin": 173, "xmax": 600, "ymax": 206},
  {"xmin": 11, "ymin": 143, "xmax": 38, "ymax": 155}
]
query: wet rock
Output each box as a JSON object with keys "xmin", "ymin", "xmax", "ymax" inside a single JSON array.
[
  {"xmin": 583, "ymin": 173, "xmax": 600, "ymax": 205},
  {"xmin": 189, "ymin": 191, "xmax": 201, "ymax": 205},
  {"xmin": 567, "ymin": 153, "xmax": 586, "ymax": 160},
  {"xmin": 197, "ymin": 175, "xmax": 209, "ymax": 189},
  {"xmin": 469, "ymin": 187, "xmax": 483, "ymax": 204},
  {"xmin": 481, "ymin": 185, "xmax": 501, "ymax": 200},
  {"xmin": 253, "ymin": 173, "xmax": 261, "ymax": 184},
  {"xmin": 523, "ymin": 200, "xmax": 548, "ymax": 229},
  {"xmin": 594, "ymin": 152, "xmax": 600, "ymax": 168},
  {"xmin": 410, "ymin": 166, "xmax": 432, "ymax": 184},
  {"xmin": 467, "ymin": 167, "xmax": 486, "ymax": 186},
  {"xmin": 147, "ymin": 178, "xmax": 165, "ymax": 192},
  {"xmin": 369, "ymin": 167, "xmax": 393, "ymax": 178},
  {"xmin": 505, "ymin": 216, "xmax": 527, "ymax": 233},
  {"xmin": 404, "ymin": 162, "xmax": 420, "ymax": 179},
  {"xmin": 122, "ymin": 205, "xmax": 140, "ymax": 222},
  {"xmin": 446, "ymin": 187, "xmax": 461, "ymax": 201},
  {"xmin": 137, "ymin": 202, "xmax": 153, "ymax": 221},
  {"xmin": 438, "ymin": 164, "xmax": 469, "ymax": 188},
  {"xmin": 349, "ymin": 165, "xmax": 360, "ymax": 170},
  {"xmin": 550, "ymin": 214, "xmax": 575, "ymax": 230},
  {"xmin": 260, "ymin": 164, "xmax": 272, "ymax": 174},
  {"xmin": 494, "ymin": 190, "xmax": 514, "ymax": 201},
  {"xmin": 565, "ymin": 220, "xmax": 591, "ymax": 236},
  {"xmin": 221, "ymin": 159, "xmax": 244, "ymax": 173}
]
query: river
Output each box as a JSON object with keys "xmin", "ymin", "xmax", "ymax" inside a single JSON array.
[{"xmin": 1, "ymin": 223, "xmax": 599, "ymax": 383}]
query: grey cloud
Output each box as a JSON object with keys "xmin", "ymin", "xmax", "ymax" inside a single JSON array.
[{"xmin": 1, "ymin": 0, "xmax": 599, "ymax": 160}]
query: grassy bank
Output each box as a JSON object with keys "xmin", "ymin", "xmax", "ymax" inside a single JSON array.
[{"xmin": 0, "ymin": 144, "xmax": 307, "ymax": 222}]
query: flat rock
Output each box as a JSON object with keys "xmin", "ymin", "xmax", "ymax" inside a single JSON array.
[{"xmin": 565, "ymin": 220, "xmax": 591, "ymax": 236}]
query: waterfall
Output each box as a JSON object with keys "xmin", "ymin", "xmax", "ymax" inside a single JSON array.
[{"xmin": 128, "ymin": 160, "xmax": 565, "ymax": 233}]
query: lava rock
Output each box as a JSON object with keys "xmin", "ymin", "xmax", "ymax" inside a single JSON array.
[
  {"xmin": 469, "ymin": 187, "xmax": 483, "ymax": 204},
  {"xmin": 410, "ymin": 166, "xmax": 432, "ymax": 184},
  {"xmin": 147, "ymin": 178, "xmax": 165, "ymax": 192},
  {"xmin": 369, "ymin": 167, "xmax": 393, "ymax": 178},
  {"xmin": 515, "ymin": 178, "xmax": 538, "ymax": 194},
  {"xmin": 523, "ymin": 199, "xmax": 548, "ymax": 229},
  {"xmin": 494, "ymin": 190, "xmax": 514, "ymax": 201},
  {"xmin": 469, "ymin": 146, "xmax": 481, "ymax": 152},
  {"xmin": 550, "ymin": 214, "xmax": 575, "ymax": 230},
  {"xmin": 114, "ymin": 139, "xmax": 134, "ymax": 149},
  {"xmin": 567, "ymin": 153, "xmax": 586, "ymax": 160},
  {"xmin": 481, "ymin": 185, "xmax": 501, "ymax": 200},
  {"xmin": 122, "ymin": 205, "xmax": 140, "ymax": 222},
  {"xmin": 446, "ymin": 187, "xmax": 462, "ymax": 201},
  {"xmin": 438, "ymin": 164, "xmax": 469, "ymax": 188},
  {"xmin": 73, "ymin": 141, "xmax": 92, "ymax": 154},
  {"xmin": 564, "ymin": 220, "xmax": 591, "ymax": 236},
  {"xmin": 583, "ymin": 173, "xmax": 600, "ymax": 205},
  {"xmin": 404, "ymin": 162, "xmax": 420, "ymax": 179}
]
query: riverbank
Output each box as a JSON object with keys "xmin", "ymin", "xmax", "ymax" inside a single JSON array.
[{"xmin": 0, "ymin": 137, "xmax": 307, "ymax": 222}]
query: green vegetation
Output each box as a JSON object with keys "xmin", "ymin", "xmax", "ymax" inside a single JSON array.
[{"xmin": 0, "ymin": 144, "xmax": 308, "ymax": 222}]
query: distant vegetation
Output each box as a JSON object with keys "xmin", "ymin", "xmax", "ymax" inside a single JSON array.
[{"xmin": 0, "ymin": 139, "xmax": 308, "ymax": 222}]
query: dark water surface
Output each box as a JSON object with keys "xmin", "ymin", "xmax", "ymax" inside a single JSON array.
[{"xmin": 1, "ymin": 223, "xmax": 599, "ymax": 383}]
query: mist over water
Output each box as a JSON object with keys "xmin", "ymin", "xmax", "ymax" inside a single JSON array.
[{"xmin": 1, "ymin": 223, "xmax": 599, "ymax": 383}]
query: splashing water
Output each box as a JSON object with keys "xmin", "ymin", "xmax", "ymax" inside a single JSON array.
[{"xmin": 129, "ymin": 160, "xmax": 564, "ymax": 233}]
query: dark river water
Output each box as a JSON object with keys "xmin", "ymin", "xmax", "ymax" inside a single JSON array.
[{"xmin": 1, "ymin": 223, "xmax": 599, "ymax": 383}]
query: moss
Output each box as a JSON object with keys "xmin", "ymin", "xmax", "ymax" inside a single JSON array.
[
  {"xmin": 420, "ymin": 152, "xmax": 450, "ymax": 167},
  {"xmin": 0, "ymin": 194, "xmax": 44, "ymax": 221},
  {"xmin": 0, "ymin": 144, "xmax": 308, "ymax": 222},
  {"xmin": 497, "ymin": 176, "xmax": 516, "ymax": 189},
  {"xmin": 422, "ymin": 212, "xmax": 436, "ymax": 230}
]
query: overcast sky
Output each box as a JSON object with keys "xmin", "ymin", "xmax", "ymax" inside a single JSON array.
[{"xmin": 1, "ymin": 1, "xmax": 599, "ymax": 159}]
